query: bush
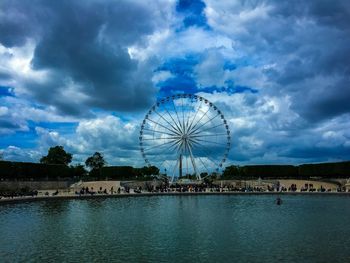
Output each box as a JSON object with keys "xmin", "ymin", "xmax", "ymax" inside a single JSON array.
[
  {"xmin": 299, "ymin": 161, "xmax": 350, "ymax": 178},
  {"xmin": 101, "ymin": 166, "xmax": 138, "ymax": 180},
  {"xmin": 223, "ymin": 161, "xmax": 350, "ymax": 179},
  {"xmin": 0, "ymin": 161, "xmax": 72, "ymax": 180}
]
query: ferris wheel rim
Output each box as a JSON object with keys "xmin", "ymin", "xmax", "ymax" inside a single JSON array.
[{"xmin": 139, "ymin": 93, "xmax": 231, "ymax": 180}]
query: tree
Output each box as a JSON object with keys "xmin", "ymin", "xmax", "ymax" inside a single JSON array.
[
  {"xmin": 40, "ymin": 146, "xmax": 72, "ymax": 165},
  {"xmin": 139, "ymin": 166, "xmax": 160, "ymax": 177},
  {"xmin": 223, "ymin": 165, "xmax": 244, "ymax": 179},
  {"xmin": 203, "ymin": 174, "xmax": 213, "ymax": 186},
  {"xmin": 85, "ymin": 152, "xmax": 106, "ymax": 171},
  {"xmin": 70, "ymin": 164, "xmax": 88, "ymax": 178},
  {"xmin": 149, "ymin": 165, "xmax": 160, "ymax": 176}
]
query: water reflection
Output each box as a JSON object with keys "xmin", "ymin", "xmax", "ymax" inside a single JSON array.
[{"xmin": 1, "ymin": 195, "xmax": 350, "ymax": 262}]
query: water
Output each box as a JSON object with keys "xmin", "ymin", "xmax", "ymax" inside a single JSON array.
[{"xmin": 1, "ymin": 195, "xmax": 350, "ymax": 262}]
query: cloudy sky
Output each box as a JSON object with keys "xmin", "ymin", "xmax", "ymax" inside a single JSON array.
[{"xmin": 1, "ymin": 0, "xmax": 350, "ymax": 168}]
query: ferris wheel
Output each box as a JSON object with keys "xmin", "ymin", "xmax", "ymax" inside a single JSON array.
[{"xmin": 139, "ymin": 94, "xmax": 231, "ymax": 182}]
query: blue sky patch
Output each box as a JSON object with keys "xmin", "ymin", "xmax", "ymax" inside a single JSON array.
[
  {"xmin": 31, "ymin": 121, "xmax": 78, "ymax": 135},
  {"xmin": 157, "ymin": 55, "xmax": 200, "ymax": 96},
  {"xmin": 0, "ymin": 86, "xmax": 14, "ymax": 97},
  {"xmin": 224, "ymin": 80, "xmax": 258, "ymax": 94},
  {"xmin": 223, "ymin": 61, "xmax": 237, "ymax": 71},
  {"xmin": 0, "ymin": 129, "xmax": 37, "ymax": 148},
  {"xmin": 176, "ymin": 0, "xmax": 209, "ymax": 29},
  {"xmin": 158, "ymin": 76, "xmax": 198, "ymax": 97}
]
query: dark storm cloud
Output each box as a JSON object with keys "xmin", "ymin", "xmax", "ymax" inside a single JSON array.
[
  {"xmin": 0, "ymin": 0, "xmax": 41, "ymax": 47},
  {"xmin": 273, "ymin": 0, "xmax": 350, "ymax": 29},
  {"xmin": 282, "ymin": 145, "xmax": 350, "ymax": 162},
  {"xmin": 237, "ymin": 0, "xmax": 350, "ymax": 123},
  {"xmin": 0, "ymin": 0, "xmax": 166, "ymax": 115},
  {"xmin": 0, "ymin": 119, "xmax": 21, "ymax": 129},
  {"xmin": 290, "ymin": 77, "xmax": 350, "ymax": 122},
  {"xmin": 0, "ymin": 73, "xmax": 11, "ymax": 82},
  {"xmin": 281, "ymin": 1, "xmax": 350, "ymax": 121}
]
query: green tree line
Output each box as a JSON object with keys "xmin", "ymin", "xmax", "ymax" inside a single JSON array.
[
  {"xmin": 0, "ymin": 145, "xmax": 349, "ymax": 180},
  {"xmin": 0, "ymin": 160, "xmax": 161, "ymax": 181},
  {"xmin": 0, "ymin": 145, "xmax": 160, "ymax": 180},
  {"xmin": 222, "ymin": 162, "xmax": 350, "ymax": 179}
]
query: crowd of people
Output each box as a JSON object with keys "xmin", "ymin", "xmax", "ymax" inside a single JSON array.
[
  {"xmin": 1, "ymin": 182, "xmax": 348, "ymax": 201},
  {"xmin": 0, "ymin": 189, "xmax": 38, "ymax": 199},
  {"xmin": 75, "ymin": 186, "xmax": 123, "ymax": 196}
]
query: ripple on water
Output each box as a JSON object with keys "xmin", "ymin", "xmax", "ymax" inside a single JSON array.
[{"xmin": 1, "ymin": 195, "xmax": 350, "ymax": 262}]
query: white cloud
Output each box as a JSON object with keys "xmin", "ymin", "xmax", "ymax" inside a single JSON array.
[
  {"xmin": 1, "ymin": 145, "xmax": 41, "ymax": 162},
  {"xmin": 0, "ymin": 41, "xmax": 48, "ymax": 92},
  {"xmin": 194, "ymin": 49, "xmax": 226, "ymax": 88},
  {"xmin": 130, "ymin": 26, "xmax": 234, "ymax": 63},
  {"xmin": 205, "ymin": 1, "xmax": 273, "ymax": 36},
  {"xmin": 33, "ymin": 115, "xmax": 143, "ymax": 166},
  {"xmin": 0, "ymin": 95, "xmax": 81, "ymax": 135},
  {"xmin": 0, "ymin": 106, "xmax": 8, "ymax": 116},
  {"xmin": 230, "ymin": 117, "xmax": 255, "ymax": 130},
  {"xmin": 195, "ymin": 91, "xmax": 314, "ymax": 163},
  {"xmin": 152, "ymin": 70, "xmax": 174, "ymax": 84}
]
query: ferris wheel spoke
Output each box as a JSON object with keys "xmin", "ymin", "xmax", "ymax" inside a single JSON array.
[
  {"xmin": 191, "ymin": 138, "xmax": 228, "ymax": 156},
  {"xmin": 187, "ymin": 100, "xmax": 203, "ymax": 133},
  {"xmin": 172, "ymin": 99, "xmax": 183, "ymax": 132},
  {"xmin": 142, "ymin": 128, "xmax": 180, "ymax": 137},
  {"xmin": 198, "ymin": 152, "xmax": 219, "ymax": 169},
  {"xmin": 181, "ymin": 97, "xmax": 186, "ymax": 133},
  {"xmin": 142, "ymin": 139, "xmax": 179, "ymax": 152},
  {"xmin": 141, "ymin": 136, "xmax": 180, "ymax": 141},
  {"xmin": 159, "ymin": 140, "xmax": 182, "ymax": 158},
  {"xmin": 151, "ymin": 141, "xmax": 181, "ymax": 167},
  {"xmin": 189, "ymin": 140, "xmax": 221, "ymax": 167},
  {"xmin": 190, "ymin": 123, "xmax": 225, "ymax": 136},
  {"xmin": 191, "ymin": 137, "xmax": 228, "ymax": 146},
  {"xmin": 184, "ymin": 140, "xmax": 192, "ymax": 176},
  {"xmin": 188, "ymin": 106, "xmax": 211, "ymax": 134},
  {"xmin": 197, "ymin": 156, "xmax": 210, "ymax": 176},
  {"xmin": 186, "ymin": 140, "xmax": 199, "ymax": 178},
  {"xmin": 184, "ymin": 142, "xmax": 189, "ymax": 176},
  {"xmin": 191, "ymin": 133, "xmax": 228, "ymax": 138},
  {"xmin": 193, "ymin": 155, "xmax": 205, "ymax": 175},
  {"xmin": 188, "ymin": 112, "xmax": 220, "ymax": 136},
  {"xmin": 170, "ymin": 158, "xmax": 180, "ymax": 182},
  {"xmin": 146, "ymin": 117, "xmax": 180, "ymax": 136},
  {"xmin": 159, "ymin": 158, "xmax": 175, "ymax": 173},
  {"xmin": 153, "ymin": 109, "xmax": 182, "ymax": 136},
  {"xmin": 164, "ymin": 107, "xmax": 183, "ymax": 134},
  {"xmin": 168, "ymin": 138, "xmax": 184, "ymax": 153},
  {"xmin": 185, "ymin": 101, "xmax": 193, "ymax": 133}
]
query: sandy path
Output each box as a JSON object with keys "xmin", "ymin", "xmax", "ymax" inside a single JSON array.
[
  {"xmin": 70, "ymin": 180, "xmax": 121, "ymax": 192},
  {"xmin": 278, "ymin": 179, "xmax": 338, "ymax": 191}
]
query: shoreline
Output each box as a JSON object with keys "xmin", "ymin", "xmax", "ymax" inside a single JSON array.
[{"xmin": 1, "ymin": 191, "xmax": 350, "ymax": 205}]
